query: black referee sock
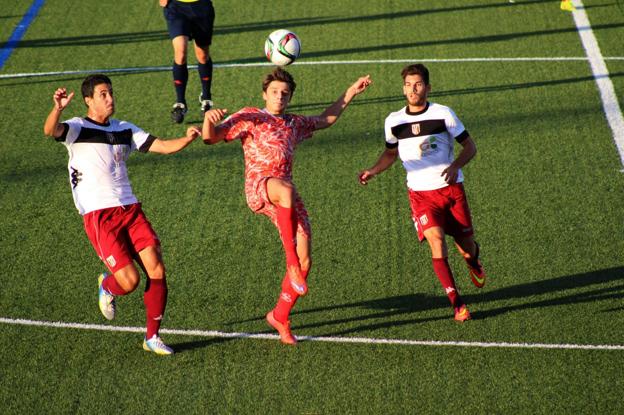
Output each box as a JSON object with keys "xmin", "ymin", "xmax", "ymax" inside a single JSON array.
[
  {"xmin": 198, "ymin": 58, "xmax": 213, "ymax": 100},
  {"xmin": 173, "ymin": 62, "xmax": 188, "ymax": 104}
]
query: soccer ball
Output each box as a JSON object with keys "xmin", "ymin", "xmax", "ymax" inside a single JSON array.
[{"xmin": 264, "ymin": 29, "xmax": 301, "ymax": 66}]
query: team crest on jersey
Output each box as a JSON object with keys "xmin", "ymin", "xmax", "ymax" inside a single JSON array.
[
  {"xmin": 106, "ymin": 255, "xmax": 116, "ymax": 268},
  {"xmin": 411, "ymin": 123, "xmax": 421, "ymax": 136},
  {"xmin": 419, "ymin": 214, "xmax": 428, "ymax": 225}
]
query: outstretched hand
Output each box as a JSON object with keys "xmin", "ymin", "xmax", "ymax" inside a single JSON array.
[
  {"xmin": 203, "ymin": 108, "xmax": 228, "ymax": 125},
  {"xmin": 53, "ymin": 88, "xmax": 74, "ymax": 111},
  {"xmin": 358, "ymin": 169, "xmax": 374, "ymax": 185},
  {"xmin": 349, "ymin": 75, "xmax": 372, "ymax": 97},
  {"xmin": 186, "ymin": 126, "xmax": 202, "ymax": 141}
]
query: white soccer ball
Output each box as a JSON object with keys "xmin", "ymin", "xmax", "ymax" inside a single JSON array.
[{"xmin": 264, "ymin": 29, "xmax": 301, "ymax": 66}]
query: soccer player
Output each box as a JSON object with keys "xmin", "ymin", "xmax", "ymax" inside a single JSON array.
[
  {"xmin": 560, "ymin": 0, "xmax": 575, "ymax": 11},
  {"xmin": 202, "ymin": 68, "xmax": 372, "ymax": 344},
  {"xmin": 358, "ymin": 64, "xmax": 486, "ymax": 322},
  {"xmin": 160, "ymin": 0, "xmax": 216, "ymax": 123},
  {"xmin": 43, "ymin": 74, "xmax": 201, "ymax": 354}
]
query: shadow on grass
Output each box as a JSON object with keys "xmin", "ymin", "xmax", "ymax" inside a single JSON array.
[
  {"xmin": 225, "ymin": 266, "xmax": 624, "ymax": 338},
  {"xmin": 172, "ymin": 336, "xmax": 236, "ymax": 353}
]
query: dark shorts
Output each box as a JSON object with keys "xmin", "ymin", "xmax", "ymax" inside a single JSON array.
[
  {"xmin": 83, "ymin": 203, "xmax": 160, "ymax": 273},
  {"xmin": 408, "ymin": 183, "xmax": 474, "ymax": 242},
  {"xmin": 163, "ymin": 0, "xmax": 215, "ymax": 46}
]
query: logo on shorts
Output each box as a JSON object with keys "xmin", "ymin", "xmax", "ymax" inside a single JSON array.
[
  {"xmin": 419, "ymin": 214, "xmax": 428, "ymax": 226},
  {"xmin": 411, "ymin": 123, "xmax": 421, "ymax": 136},
  {"xmin": 106, "ymin": 255, "xmax": 116, "ymax": 268}
]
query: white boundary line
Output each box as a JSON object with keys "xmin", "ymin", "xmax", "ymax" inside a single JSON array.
[
  {"xmin": 1, "ymin": 316, "xmax": 623, "ymax": 351},
  {"xmin": 1, "ymin": 56, "xmax": 624, "ymax": 80},
  {"xmin": 573, "ymin": 0, "xmax": 624, "ymax": 169}
]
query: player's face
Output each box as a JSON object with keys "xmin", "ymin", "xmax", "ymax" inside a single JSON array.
[
  {"xmin": 403, "ymin": 74, "xmax": 430, "ymax": 108},
  {"xmin": 263, "ymin": 81, "xmax": 292, "ymax": 115},
  {"xmin": 86, "ymin": 83, "xmax": 115, "ymax": 120}
]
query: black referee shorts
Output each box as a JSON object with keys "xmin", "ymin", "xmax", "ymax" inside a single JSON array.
[{"xmin": 163, "ymin": 0, "xmax": 215, "ymax": 47}]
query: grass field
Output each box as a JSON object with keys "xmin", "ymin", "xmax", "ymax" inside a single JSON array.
[{"xmin": 1, "ymin": 0, "xmax": 624, "ymax": 413}]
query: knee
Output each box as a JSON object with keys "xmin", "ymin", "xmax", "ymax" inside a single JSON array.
[
  {"xmin": 116, "ymin": 269, "xmax": 141, "ymax": 293},
  {"xmin": 146, "ymin": 262, "xmax": 166, "ymax": 280}
]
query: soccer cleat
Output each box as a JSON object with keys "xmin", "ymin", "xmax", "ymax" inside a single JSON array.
[
  {"xmin": 454, "ymin": 305, "xmax": 471, "ymax": 322},
  {"xmin": 467, "ymin": 259, "xmax": 486, "ymax": 288},
  {"xmin": 199, "ymin": 94, "xmax": 213, "ymax": 115},
  {"xmin": 171, "ymin": 102, "xmax": 187, "ymax": 124},
  {"xmin": 287, "ymin": 264, "xmax": 308, "ymax": 296},
  {"xmin": 560, "ymin": 0, "xmax": 575, "ymax": 11},
  {"xmin": 143, "ymin": 335, "xmax": 174, "ymax": 355},
  {"xmin": 266, "ymin": 310, "xmax": 297, "ymax": 345},
  {"xmin": 98, "ymin": 273, "xmax": 116, "ymax": 320}
]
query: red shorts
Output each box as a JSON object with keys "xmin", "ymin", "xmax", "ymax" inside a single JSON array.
[
  {"xmin": 408, "ymin": 183, "xmax": 474, "ymax": 242},
  {"xmin": 250, "ymin": 177, "xmax": 311, "ymax": 239},
  {"xmin": 83, "ymin": 203, "xmax": 160, "ymax": 273}
]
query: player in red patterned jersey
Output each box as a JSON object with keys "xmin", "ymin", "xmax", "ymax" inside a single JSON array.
[{"xmin": 202, "ymin": 67, "xmax": 372, "ymax": 344}]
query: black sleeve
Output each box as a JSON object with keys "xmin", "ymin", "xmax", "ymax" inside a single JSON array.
[
  {"xmin": 454, "ymin": 130, "xmax": 469, "ymax": 143},
  {"xmin": 385, "ymin": 141, "xmax": 398, "ymax": 149},
  {"xmin": 139, "ymin": 134, "xmax": 157, "ymax": 153},
  {"xmin": 54, "ymin": 123, "xmax": 69, "ymax": 142}
]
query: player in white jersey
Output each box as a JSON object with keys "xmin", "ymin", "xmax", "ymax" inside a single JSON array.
[
  {"xmin": 358, "ymin": 64, "xmax": 486, "ymax": 322},
  {"xmin": 43, "ymin": 74, "xmax": 201, "ymax": 354}
]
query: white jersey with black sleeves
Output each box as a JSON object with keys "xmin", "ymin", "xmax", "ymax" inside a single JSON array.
[
  {"xmin": 56, "ymin": 117, "xmax": 156, "ymax": 215},
  {"xmin": 384, "ymin": 102, "xmax": 470, "ymax": 191}
]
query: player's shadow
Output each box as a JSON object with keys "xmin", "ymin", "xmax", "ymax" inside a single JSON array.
[
  {"xmin": 465, "ymin": 266, "xmax": 624, "ymax": 320},
  {"xmin": 231, "ymin": 265, "xmax": 624, "ymax": 338},
  {"xmin": 216, "ymin": 22, "xmax": 624, "ymax": 66},
  {"xmin": 171, "ymin": 336, "xmax": 237, "ymax": 353},
  {"xmin": 214, "ymin": 0, "xmax": 553, "ymax": 36}
]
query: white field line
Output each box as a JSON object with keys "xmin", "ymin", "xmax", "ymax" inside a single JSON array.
[
  {"xmin": 573, "ymin": 0, "xmax": 624, "ymax": 169},
  {"xmin": 1, "ymin": 56, "xmax": 624, "ymax": 80},
  {"xmin": 1, "ymin": 316, "xmax": 623, "ymax": 351}
]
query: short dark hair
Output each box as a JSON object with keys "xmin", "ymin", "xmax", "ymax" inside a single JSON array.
[
  {"xmin": 262, "ymin": 67, "xmax": 296, "ymax": 97},
  {"xmin": 81, "ymin": 74, "xmax": 112, "ymax": 99},
  {"xmin": 401, "ymin": 64, "xmax": 429, "ymax": 85}
]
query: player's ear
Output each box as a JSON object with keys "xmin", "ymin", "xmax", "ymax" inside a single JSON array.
[{"xmin": 83, "ymin": 96, "xmax": 92, "ymax": 108}]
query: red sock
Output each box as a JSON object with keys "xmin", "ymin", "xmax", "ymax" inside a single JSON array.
[
  {"xmin": 273, "ymin": 267, "xmax": 310, "ymax": 323},
  {"xmin": 431, "ymin": 258, "xmax": 463, "ymax": 308},
  {"xmin": 102, "ymin": 274, "xmax": 127, "ymax": 296},
  {"xmin": 144, "ymin": 278, "xmax": 168, "ymax": 339},
  {"xmin": 276, "ymin": 205, "xmax": 299, "ymax": 267}
]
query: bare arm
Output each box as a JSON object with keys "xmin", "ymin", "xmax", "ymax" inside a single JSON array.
[
  {"xmin": 202, "ymin": 108, "xmax": 229, "ymax": 145},
  {"xmin": 148, "ymin": 126, "xmax": 201, "ymax": 154},
  {"xmin": 43, "ymin": 87, "xmax": 75, "ymax": 138},
  {"xmin": 441, "ymin": 136, "xmax": 477, "ymax": 184},
  {"xmin": 358, "ymin": 147, "xmax": 399, "ymax": 185},
  {"xmin": 315, "ymin": 75, "xmax": 372, "ymax": 130}
]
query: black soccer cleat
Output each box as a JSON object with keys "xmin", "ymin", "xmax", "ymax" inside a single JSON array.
[
  {"xmin": 199, "ymin": 94, "xmax": 213, "ymax": 116},
  {"xmin": 171, "ymin": 102, "xmax": 187, "ymax": 124}
]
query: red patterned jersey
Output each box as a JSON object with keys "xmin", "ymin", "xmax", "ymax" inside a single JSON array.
[{"xmin": 219, "ymin": 107, "xmax": 318, "ymax": 210}]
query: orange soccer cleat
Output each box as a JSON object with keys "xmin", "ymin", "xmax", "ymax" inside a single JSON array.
[
  {"xmin": 454, "ymin": 305, "xmax": 472, "ymax": 322},
  {"xmin": 266, "ymin": 310, "xmax": 297, "ymax": 345},
  {"xmin": 467, "ymin": 259, "xmax": 487, "ymax": 288}
]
